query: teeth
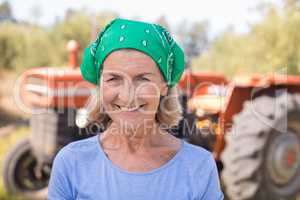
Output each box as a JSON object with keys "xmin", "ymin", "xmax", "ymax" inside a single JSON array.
[
  {"xmin": 120, "ymin": 106, "xmax": 139, "ymax": 112},
  {"xmin": 116, "ymin": 105, "xmax": 144, "ymax": 112}
]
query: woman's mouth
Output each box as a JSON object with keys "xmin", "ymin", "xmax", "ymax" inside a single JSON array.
[{"xmin": 114, "ymin": 104, "xmax": 146, "ymax": 112}]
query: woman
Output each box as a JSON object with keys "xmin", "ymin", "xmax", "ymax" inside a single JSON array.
[{"xmin": 48, "ymin": 18, "xmax": 224, "ymax": 200}]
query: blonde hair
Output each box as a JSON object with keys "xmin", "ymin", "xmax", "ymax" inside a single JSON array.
[{"xmin": 86, "ymin": 86, "xmax": 183, "ymax": 130}]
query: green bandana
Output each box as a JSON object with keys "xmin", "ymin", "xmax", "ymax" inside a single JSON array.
[{"xmin": 80, "ymin": 18, "xmax": 185, "ymax": 86}]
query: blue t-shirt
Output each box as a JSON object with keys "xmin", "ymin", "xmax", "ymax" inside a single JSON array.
[{"xmin": 48, "ymin": 135, "xmax": 224, "ymax": 200}]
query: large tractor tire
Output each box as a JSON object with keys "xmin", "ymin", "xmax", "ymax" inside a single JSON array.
[
  {"xmin": 221, "ymin": 93, "xmax": 300, "ymax": 200},
  {"xmin": 3, "ymin": 138, "xmax": 49, "ymax": 199}
]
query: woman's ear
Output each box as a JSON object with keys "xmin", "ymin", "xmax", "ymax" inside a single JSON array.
[{"xmin": 161, "ymin": 83, "xmax": 168, "ymax": 96}]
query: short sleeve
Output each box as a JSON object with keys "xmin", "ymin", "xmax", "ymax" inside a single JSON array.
[
  {"xmin": 48, "ymin": 147, "xmax": 75, "ymax": 200},
  {"xmin": 200, "ymin": 155, "xmax": 224, "ymax": 200}
]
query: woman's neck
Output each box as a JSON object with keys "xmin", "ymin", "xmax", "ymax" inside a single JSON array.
[{"xmin": 100, "ymin": 121, "xmax": 168, "ymax": 153}]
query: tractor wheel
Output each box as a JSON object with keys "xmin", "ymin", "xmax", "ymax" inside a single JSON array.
[
  {"xmin": 3, "ymin": 138, "xmax": 49, "ymax": 199},
  {"xmin": 221, "ymin": 93, "xmax": 300, "ymax": 200}
]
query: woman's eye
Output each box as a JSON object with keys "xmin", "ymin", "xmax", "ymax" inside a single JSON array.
[
  {"xmin": 137, "ymin": 77, "xmax": 150, "ymax": 81},
  {"xmin": 105, "ymin": 77, "xmax": 119, "ymax": 82}
]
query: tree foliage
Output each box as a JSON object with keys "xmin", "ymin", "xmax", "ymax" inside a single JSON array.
[
  {"xmin": 0, "ymin": 22, "xmax": 26, "ymax": 69},
  {"xmin": 192, "ymin": 0, "xmax": 300, "ymax": 76},
  {"xmin": 0, "ymin": 1, "xmax": 12, "ymax": 19},
  {"xmin": 176, "ymin": 20, "xmax": 209, "ymax": 64},
  {"xmin": 0, "ymin": 2, "xmax": 117, "ymax": 70},
  {"xmin": 1, "ymin": 0, "xmax": 300, "ymax": 77}
]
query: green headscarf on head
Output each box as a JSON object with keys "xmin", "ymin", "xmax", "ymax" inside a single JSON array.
[{"xmin": 80, "ymin": 18, "xmax": 185, "ymax": 87}]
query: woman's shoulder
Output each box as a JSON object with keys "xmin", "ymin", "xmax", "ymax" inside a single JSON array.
[
  {"xmin": 54, "ymin": 134, "xmax": 100, "ymax": 163},
  {"xmin": 179, "ymin": 141, "xmax": 223, "ymax": 199},
  {"xmin": 180, "ymin": 140, "xmax": 216, "ymax": 172},
  {"xmin": 182, "ymin": 140, "xmax": 212, "ymax": 161},
  {"xmin": 65, "ymin": 134, "xmax": 99, "ymax": 151}
]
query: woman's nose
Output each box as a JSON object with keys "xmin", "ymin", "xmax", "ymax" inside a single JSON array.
[{"xmin": 117, "ymin": 82, "xmax": 136, "ymax": 105}]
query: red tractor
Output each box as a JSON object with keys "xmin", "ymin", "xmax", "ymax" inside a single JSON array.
[
  {"xmin": 3, "ymin": 40, "xmax": 300, "ymax": 200},
  {"xmin": 3, "ymin": 41, "xmax": 95, "ymax": 199},
  {"xmin": 178, "ymin": 71, "xmax": 300, "ymax": 200}
]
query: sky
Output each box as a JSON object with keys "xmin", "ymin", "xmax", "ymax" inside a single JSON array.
[{"xmin": 5, "ymin": 0, "xmax": 282, "ymax": 36}]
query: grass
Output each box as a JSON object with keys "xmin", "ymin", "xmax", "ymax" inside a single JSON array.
[{"xmin": 0, "ymin": 126, "xmax": 29, "ymax": 200}]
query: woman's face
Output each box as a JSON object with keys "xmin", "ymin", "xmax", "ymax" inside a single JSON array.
[{"xmin": 100, "ymin": 49, "xmax": 168, "ymax": 126}]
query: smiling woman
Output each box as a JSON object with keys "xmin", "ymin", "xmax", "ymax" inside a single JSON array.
[
  {"xmin": 47, "ymin": 18, "xmax": 224, "ymax": 200},
  {"xmin": 89, "ymin": 49, "xmax": 183, "ymax": 131}
]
